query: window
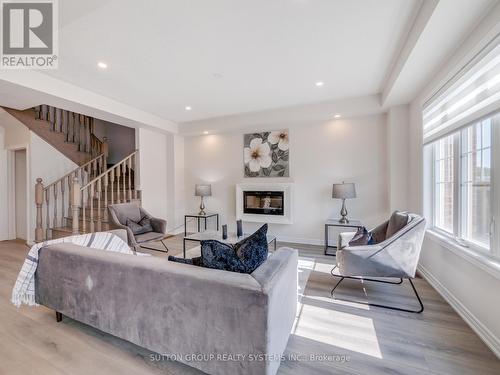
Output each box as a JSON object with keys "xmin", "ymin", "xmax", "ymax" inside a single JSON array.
[
  {"xmin": 460, "ymin": 120, "xmax": 492, "ymax": 248},
  {"xmin": 434, "ymin": 135, "xmax": 455, "ymax": 233},
  {"xmin": 430, "ymin": 116, "xmax": 496, "ymax": 252},
  {"xmin": 424, "ymin": 37, "xmax": 500, "ymax": 259}
]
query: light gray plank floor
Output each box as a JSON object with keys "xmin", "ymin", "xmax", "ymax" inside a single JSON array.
[{"xmin": 0, "ymin": 236, "xmax": 499, "ymax": 375}]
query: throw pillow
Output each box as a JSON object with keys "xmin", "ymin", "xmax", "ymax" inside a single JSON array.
[
  {"xmin": 169, "ymin": 224, "xmax": 269, "ymax": 273},
  {"xmin": 201, "ymin": 223, "xmax": 269, "ymax": 273},
  {"xmin": 386, "ymin": 211, "xmax": 409, "ymax": 239},
  {"xmin": 125, "ymin": 217, "xmax": 152, "ymax": 235},
  {"xmin": 168, "ymin": 255, "xmax": 202, "ymax": 266},
  {"xmin": 348, "ymin": 227, "xmax": 375, "ymax": 246},
  {"xmin": 138, "ymin": 216, "xmax": 153, "ymax": 233}
]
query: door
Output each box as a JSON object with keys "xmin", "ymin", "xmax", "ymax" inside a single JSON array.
[{"xmin": 14, "ymin": 149, "xmax": 27, "ymax": 240}]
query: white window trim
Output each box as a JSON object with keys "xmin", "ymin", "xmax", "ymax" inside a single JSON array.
[
  {"xmin": 429, "ymin": 117, "xmax": 499, "ymax": 256},
  {"xmin": 426, "ymin": 229, "xmax": 500, "ymax": 281}
]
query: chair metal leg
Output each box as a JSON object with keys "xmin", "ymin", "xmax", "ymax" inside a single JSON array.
[
  {"xmin": 140, "ymin": 239, "xmax": 169, "ymax": 254},
  {"xmin": 330, "ymin": 269, "xmax": 424, "ymax": 313}
]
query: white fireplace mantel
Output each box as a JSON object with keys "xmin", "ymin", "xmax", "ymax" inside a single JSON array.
[{"xmin": 236, "ymin": 183, "xmax": 294, "ymax": 224}]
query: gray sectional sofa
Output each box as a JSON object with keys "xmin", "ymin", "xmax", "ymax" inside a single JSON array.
[{"xmin": 35, "ymin": 230, "xmax": 298, "ymax": 375}]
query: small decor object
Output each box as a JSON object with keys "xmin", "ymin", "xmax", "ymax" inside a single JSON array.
[
  {"xmin": 222, "ymin": 224, "xmax": 228, "ymax": 240},
  {"xmin": 195, "ymin": 184, "xmax": 212, "ymax": 215},
  {"xmin": 243, "ymin": 129, "xmax": 289, "ymax": 177},
  {"xmin": 332, "ymin": 182, "xmax": 357, "ymax": 224},
  {"xmin": 236, "ymin": 219, "xmax": 243, "ymax": 237}
]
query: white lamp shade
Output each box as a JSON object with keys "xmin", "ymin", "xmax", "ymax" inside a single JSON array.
[
  {"xmin": 332, "ymin": 183, "xmax": 356, "ymax": 199},
  {"xmin": 195, "ymin": 184, "xmax": 212, "ymax": 197}
]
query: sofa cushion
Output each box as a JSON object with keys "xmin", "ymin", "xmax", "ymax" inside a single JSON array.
[
  {"xmin": 348, "ymin": 227, "xmax": 375, "ymax": 246},
  {"xmin": 386, "ymin": 211, "xmax": 409, "ymax": 239}
]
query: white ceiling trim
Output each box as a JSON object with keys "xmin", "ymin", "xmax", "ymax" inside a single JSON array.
[{"xmin": 0, "ymin": 70, "xmax": 178, "ymax": 133}]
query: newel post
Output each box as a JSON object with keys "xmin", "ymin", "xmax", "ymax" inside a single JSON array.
[
  {"xmin": 70, "ymin": 177, "xmax": 81, "ymax": 235},
  {"xmin": 35, "ymin": 178, "xmax": 44, "ymax": 242}
]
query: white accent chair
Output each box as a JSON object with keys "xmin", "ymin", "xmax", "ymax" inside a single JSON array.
[{"xmin": 331, "ymin": 212, "xmax": 426, "ymax": 313}]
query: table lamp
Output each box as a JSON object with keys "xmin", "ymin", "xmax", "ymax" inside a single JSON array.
[
  {"xmin": 332, "ymin": 182, "xmax": 356, "ymax": 223},
  {"xmin": 195, "ymin": 184, "xmax": 211, "ymax": 215}
]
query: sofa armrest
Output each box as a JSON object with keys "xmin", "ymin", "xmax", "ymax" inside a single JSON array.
[
  {"xmin": 338, "ymin": 231, "xmax": 357, "ymax": 250},
  {"xmin": 107, "ymin": 207, "xmax": 138, "ymax": 250},
  {"xmin": 150, "ymin": 217, "xmax": 167, "ymax": 234}
]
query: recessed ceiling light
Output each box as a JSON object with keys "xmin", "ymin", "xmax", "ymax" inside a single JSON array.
[
  {"xmin": 315, "ymin": 81, "xmax": 324, "ymax": 87},
  {"xmin": 97, "ymin": 62, "xmax": 108, "ymax": 69},
  {"xmin": 203, "ymin": 131, "xmax": 209, "ymax": 135},
  {"xmin": 185, "ymin": 106, "xmax": 192, "ymax": 111},
  {"xmin": 334, "ymin": 114, "xmax": 341, "ymax": 118}
]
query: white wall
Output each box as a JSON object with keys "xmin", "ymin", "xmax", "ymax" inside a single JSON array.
[
  {"xmin": 137, "ymin": 127, "xmax": 169, "ymax": 223},
  {"xmin": 387, "ymin": 105, "xmax": 409, "ymax": 212},
  {"xmin": 93, "ymin": 119, "xmax": 136, "ymax": 164},
  {"xmin": 137, "ymin": 128, "xmax": 184, "ymax": 233},
  {"xmin": 184, "ymin": 112, "xmax": 389, "ymax": 243},
  {"xmin": 402, "ymin": 3, "xmax": 500, "ymax": 357}
]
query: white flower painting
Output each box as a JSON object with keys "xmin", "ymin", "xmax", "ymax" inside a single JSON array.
[{"xmin": 243, "ymin": 129, "xmax": 289, "ymax": 177}]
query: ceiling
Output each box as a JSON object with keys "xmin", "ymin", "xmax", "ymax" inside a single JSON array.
[
  {"xmin": 0, "ymin": 0, "xmax": 497, "ymax": 131},
  {"xmin": 41, "ymin": 0, "xmax": 421, "ymax": 123}
]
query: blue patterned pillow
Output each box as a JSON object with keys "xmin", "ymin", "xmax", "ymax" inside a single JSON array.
[
  {"xmin": 200, "ymin": 224, "xmax": 269, "ymax": 273},
  {"xmin": 168, "ymin": 224, "xmax": 269, "ymax": 273}
]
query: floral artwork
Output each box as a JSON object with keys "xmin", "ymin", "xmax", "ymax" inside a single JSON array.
[{"xmin": 243, "ymin": 129, "xmax": 289, "ymax": 177}]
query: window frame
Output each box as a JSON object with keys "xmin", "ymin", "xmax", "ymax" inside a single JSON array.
[{"xmin": 429, "ymin": 113, "xmax": 500, "ymax": 258}]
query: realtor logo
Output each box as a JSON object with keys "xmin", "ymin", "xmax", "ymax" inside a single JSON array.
[{"xmin": 1, "ymin": 0, "xmax": 58, "ymax": 69}]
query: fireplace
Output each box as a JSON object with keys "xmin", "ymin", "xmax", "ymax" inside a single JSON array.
[
  {"xmin": 236, "ymin": 183, "xmax": 293, "ymax": 224},
  {"xmin": 244, "ymin": 191, "xmax": 284, "ymax": 216}
]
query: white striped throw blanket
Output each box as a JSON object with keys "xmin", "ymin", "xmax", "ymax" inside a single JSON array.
[{"xmin": 11, "ymin": 232, "xmax": 133, "ymax": 307}]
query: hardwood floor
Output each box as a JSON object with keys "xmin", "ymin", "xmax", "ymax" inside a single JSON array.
[{"xmin": 1, "ymin": 237, "xmax": 499, "ymax": 374}]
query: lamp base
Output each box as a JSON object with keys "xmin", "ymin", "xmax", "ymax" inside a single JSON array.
[
  {"xmin": 198, "ymin": 196, "xmax": 206, "ymax": 216},
  {"xmin": 339, "ymin": 199, "xmax": 349, "ymax": 224}
]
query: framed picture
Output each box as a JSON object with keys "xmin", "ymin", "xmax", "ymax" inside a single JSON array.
[{"xmin": 243, "ymin": 129, "xmax": 289, "ymax": 177}]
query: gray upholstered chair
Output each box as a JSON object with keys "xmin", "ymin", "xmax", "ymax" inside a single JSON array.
[
  {"xmin": 331, "ymin": 211, "xmax": 426, "ymax": 313},
  {"xmin": 108, "ymin": 203, "xmax": 168, "ymax": 253}
]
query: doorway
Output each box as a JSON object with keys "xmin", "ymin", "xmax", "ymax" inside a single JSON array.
[{"xmin": 14, "ymin": 149, "xmax": 27, "ymax": 240}]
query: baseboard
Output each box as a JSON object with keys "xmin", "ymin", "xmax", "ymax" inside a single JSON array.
[
  {"xmin": 418, "ymin": 264, "xmax": 500, "ymax": 359},
  {"xmin": 167, "ymin": 227, "xmax": 185, "ymax": 236}
]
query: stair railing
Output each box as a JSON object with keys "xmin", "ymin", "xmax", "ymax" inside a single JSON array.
[
  {"xmin": 79, "ymin": 150, "xmax": 139, "ymax": 234},
  {"xmin": 34, "ymin": 153, "xmax": 107, "ymax": 242},
  {"xmin": 35, "ymin": 105, "xmax": 100, "ymax": 156}
]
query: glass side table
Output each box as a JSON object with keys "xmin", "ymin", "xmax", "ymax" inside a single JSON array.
[
  {"xmin": 324, "ymin": 219, "xmax": 363, "ymax": 256},
  {"xmin": 184, "ymin": 212, "xmax": 219, "ymax": 236}
]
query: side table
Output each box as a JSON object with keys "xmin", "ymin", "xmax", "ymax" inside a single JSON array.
[
  {"xmin": 324, "ymin": 219, "xmax": 363, "ymax": 256},
  {"xmin": 184, "ymin": 213, "xmax": 219, "ymax": 236}
]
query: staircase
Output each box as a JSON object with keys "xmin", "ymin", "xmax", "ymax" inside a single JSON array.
[
  {"xmin": 4, "ymin": 105, "xmax": 105, "ymax": 165},
  {"xmin": 34, "ymin": 150, "xmax": 141, "ymax": 241},
  {"xmin": 12, "ymin": 104, "xmax": 143, "ymax": 242}
]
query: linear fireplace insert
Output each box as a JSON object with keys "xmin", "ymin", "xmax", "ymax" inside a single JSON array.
[{"xmin": 243, "ymin": 191, "xmax": 284, "ymax": 216}]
